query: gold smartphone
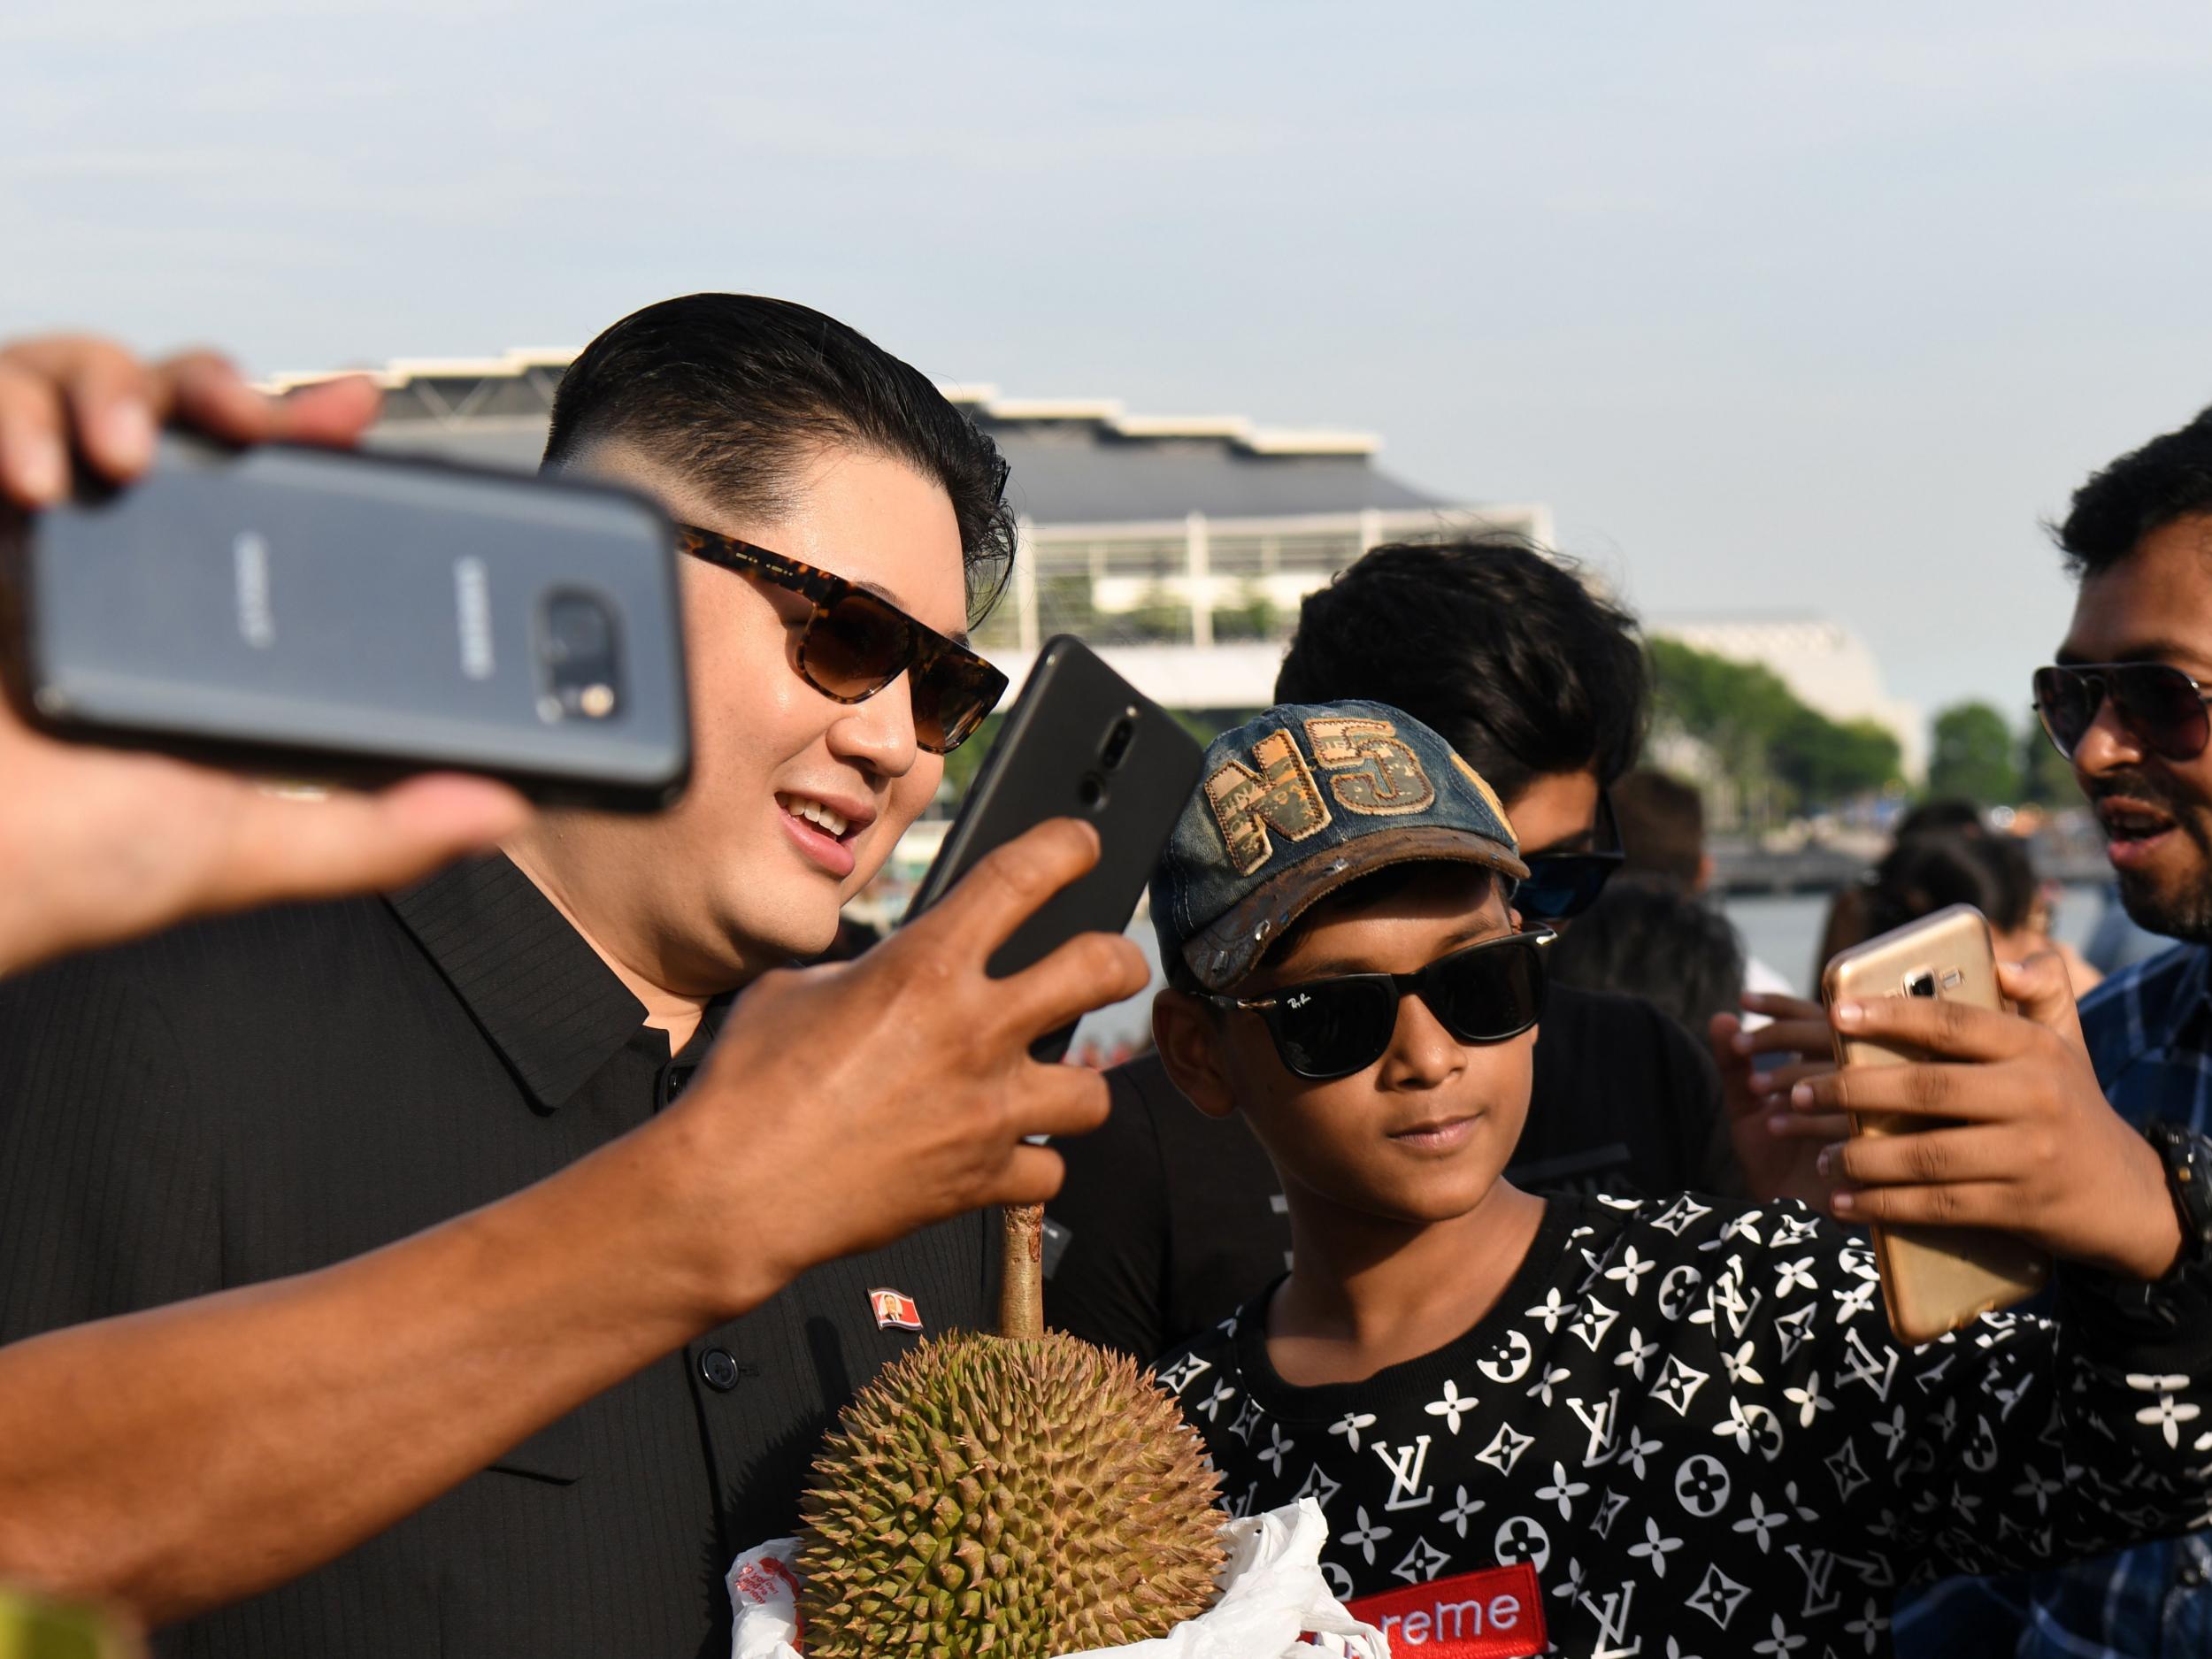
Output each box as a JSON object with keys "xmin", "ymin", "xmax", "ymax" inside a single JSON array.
[{"xmin": 1821, "ymin": 902, "xmax": 2049, "ymax": 1345}]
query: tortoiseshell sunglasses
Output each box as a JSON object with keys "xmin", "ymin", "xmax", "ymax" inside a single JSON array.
[{"xmin": 675, "ymin": 525, "xmax": 1009, "ymax": 754}]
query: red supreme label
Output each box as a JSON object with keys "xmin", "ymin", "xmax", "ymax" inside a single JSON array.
[{"xmin": 1343, "ymin": 1564, "xmax": 1546, "ymax": 1657}]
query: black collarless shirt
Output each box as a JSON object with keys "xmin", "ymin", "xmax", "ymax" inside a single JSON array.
[{"xmin": 0, "ymin": 856, "xmax": 990, "ymax": 1658}]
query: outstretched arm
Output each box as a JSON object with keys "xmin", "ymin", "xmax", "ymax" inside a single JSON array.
[
  {"xmin": 0, "ymin": 335, "xmax": 530, "ymax": 977},
  {"xmin": 0, "ymin": 822, "xmax": 1149, "ymax": 1626}
]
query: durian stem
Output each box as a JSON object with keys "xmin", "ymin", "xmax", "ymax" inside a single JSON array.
[{"xmin": 999, "ymin": 1202, "xmax": 1046, "ymax": 1339}]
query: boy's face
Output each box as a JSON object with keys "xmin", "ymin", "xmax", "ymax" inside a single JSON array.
[{"xmin": 1160, "ymin": 864, "xmax": 1534, "ymax": 1226}]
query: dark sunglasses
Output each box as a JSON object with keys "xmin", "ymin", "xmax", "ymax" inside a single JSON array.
[
  {"xmin": 1203, "ymin": 927, "xmax": 1556, "ymax": 1081},
  {"xmin": 1513, "ymin": 791, "xmax": 1625, "ymax": 922},
  {"xmin": 2032, "ymin": 662, "xmax": 2212, "ymax": 764},
  {"xmin": 676, "ymin": 525, "xmax": 1009, "ymax": 755}
]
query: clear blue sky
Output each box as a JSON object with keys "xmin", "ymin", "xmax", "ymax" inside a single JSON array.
[{"xmin": 7, "ymin": 2, "xmax": 2212, "ymax": 727}]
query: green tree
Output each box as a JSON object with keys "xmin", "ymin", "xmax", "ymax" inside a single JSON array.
[
  {"xmin": 1775, "ymin": 710, "xmax": 1902, "ymax": 802},
  {"xmin": 2018, "ymin": 717, "xmax": 2080, "ymax": 806},
  {"xmin": 1927, "ymin": 702, "xmax": 2021, "ymax": 807},
  {"xmin": 1648, "ymin": 637, "xmax": 1902, "ymax": 823}
]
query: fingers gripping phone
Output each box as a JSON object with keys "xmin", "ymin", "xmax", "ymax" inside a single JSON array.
[
  {"xmin": 0, "ymin": 434, "xmax": 691, "ymax": 809},
  {"xmin": 1821, "ymin": 902, "xmax": 2050, "ymax": 1344},
  {"xmin": 904, "ymin": 636, "xmax": 1203, "ymax": 1063}
]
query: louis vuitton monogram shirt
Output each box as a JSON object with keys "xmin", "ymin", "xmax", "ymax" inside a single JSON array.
[{"xmin": 1155, "ymin": 1193, "xmax": 2212, "ymax": 1658}]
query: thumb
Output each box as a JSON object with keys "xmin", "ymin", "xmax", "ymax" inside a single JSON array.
[
  {"xmin": 1996, "ymin": 951, "xmax": 2085, "ymax": 1047},
  {"xmin": 199, "ymin": 775, "xmax": 531, "ymax": 913}
]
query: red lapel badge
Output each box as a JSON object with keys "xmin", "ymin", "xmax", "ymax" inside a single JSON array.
[{"xmin": 869, "ymin": 1288, "xmax": 924, "ymax": 1331}]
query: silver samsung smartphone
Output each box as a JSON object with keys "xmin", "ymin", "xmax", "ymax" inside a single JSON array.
[
  {"xmin": 0, "ymin": 434, "xmax": 690, "ymax": 810},
  {"xmin": 906, "ymin": 636, "xmax": 1203, "ymax": 1061}
]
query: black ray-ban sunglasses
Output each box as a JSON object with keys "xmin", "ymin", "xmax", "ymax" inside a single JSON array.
[
  {"xmin": 676, "ymin": 525, "xmax": 1009, "ymax": 754},
  {"xmin": 1513, "ymin": 791, "xmax": 1625, "ymax": 922},
  {"xmin": 2032, "ymin": 662, "xmax": 2212, "ymax": 764},
  {"xmin": 1203, "ymin": 926, "xmax": 1556, "ymax": 1081}
]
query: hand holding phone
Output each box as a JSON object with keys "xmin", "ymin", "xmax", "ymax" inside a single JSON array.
[
  {"xmin": 904, "ymin": 636, "xmax": 1203, "ymax": 1062},
  {"xmin": 0, "ymin": 335, "xmax": 530, "ymax": 977},
  {"xmin": 1797, "ymin": 911, "xmax": 2184, "ymax": 1338},
  {"xmin": 2, "ymin": 434, "xmax": 690, "ymax": 809}
]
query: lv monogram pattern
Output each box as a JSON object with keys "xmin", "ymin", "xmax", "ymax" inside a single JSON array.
[{"xmin": 1156, "ymin": 1194, "xmax": 2212, "ymax": 1657}]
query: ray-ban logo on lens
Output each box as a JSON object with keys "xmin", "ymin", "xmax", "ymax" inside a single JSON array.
[
  {"xmin": 233, "ymin": 531, "xmax": 273, "ymax": 648},
  {"xmin": 454, "ymin": 557, "xmax": 494, "ymax": 680}
]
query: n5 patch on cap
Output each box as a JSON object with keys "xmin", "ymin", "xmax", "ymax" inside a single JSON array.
[{"xmin": 1149, "ymin": 700, "xmax": 1526, "ymax": 993}]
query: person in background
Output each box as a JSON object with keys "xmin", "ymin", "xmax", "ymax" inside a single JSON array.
[
  {"xmin": 1908, "ymin": 397, "xmax": 2212, "ymax": 1659},
  {"xmin": 1810, "ymin": 797, "xmax": 1988, "ymax": 986},
  {"xmin": 1608, "ymin": 766, "xmax": 1796, "ymax": 998},
  {"xmin": 1547, "ymin": 874, "xmax": 1746, "ymax": 1038},
  {"xmin": 1044, "ymin": 538, "xmax": 1751, "ymax": 1363},
  {"xmin": 1857, "ymin": 830, "xmax": 2101, "ymax": 993}
]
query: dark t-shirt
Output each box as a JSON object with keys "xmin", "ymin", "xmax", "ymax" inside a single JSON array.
[
  {"xmin": 0, "ymin": 856, "xmax": 990, "ymax": 1659},
  {"xmin": 1044, "ymin": 982, "xmax": 1739, "ymax": 1361},
  {"xmin": 1155, "ymin": 1194, "xmax": 2212, "ymax": 1657}
]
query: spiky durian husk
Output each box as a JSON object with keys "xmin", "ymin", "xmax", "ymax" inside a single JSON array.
[{"xmin": 795, "ymin": 1331, "xmax": 1225, "ymax": 1658}]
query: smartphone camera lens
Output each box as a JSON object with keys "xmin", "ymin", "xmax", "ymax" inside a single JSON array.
[
  {"xmin": 1904, "ymin": 970, "xmax": 1938, "ymax": 999},
  {"xmin": 1099, "ymin": 710, "xmax": 1138, "ymax": 771},
  {"xmin": 539, "ymin": 591, "xmax": 623, "ymax": 722}
]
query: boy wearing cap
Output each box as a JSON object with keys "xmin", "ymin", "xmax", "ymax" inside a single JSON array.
[{"xmin": 1148, "ymin": 700, "xmax": 2212, "ymax": 1657}]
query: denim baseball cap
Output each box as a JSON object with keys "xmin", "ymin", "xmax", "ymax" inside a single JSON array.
[{"xmin": 1149, "ymin": 700, "xmax": 1526, "ymax": 992}]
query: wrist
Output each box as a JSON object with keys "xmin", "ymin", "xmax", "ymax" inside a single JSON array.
[
  {"xmin": 618, "ymin": 1100, "xmax": 801, "ymax": 1325},
  {"xmin": 2080, "ymin": 1132, "xmax": 2188, "ymax": 1282},
  {"xmin": 2140, "ymin": 1122, "xmax": 2212, "ymax": 1279}
]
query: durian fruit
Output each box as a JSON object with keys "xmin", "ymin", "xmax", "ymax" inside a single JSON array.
[{"xmin": 795, "ymin": 1204, "xmax": 1226, "ymax": 1657}]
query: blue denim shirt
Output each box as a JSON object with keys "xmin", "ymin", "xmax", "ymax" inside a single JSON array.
[{"xmin": 1899, "ymin": 943, "xmax": 2212, "ymax": 1658}]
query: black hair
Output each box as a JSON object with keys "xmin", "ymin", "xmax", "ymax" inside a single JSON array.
[
  {"xmin": 1893, "ymin": 798, "xmax": 1986, "ymax": 841},
  {"xmin": 1612, "ymin": 769, "xmax": 1705, "ymax": 887},
  {"xmin": 1273, "ymin": 538, "xmax": 1648, "ymax": 803},
  {"xmin": 1861, "ymin": 831, "xmax": 2038, "ymax": 939},
  {"xmin": 2055, "ymin": 403, "xmax": 2212, "ymax": 579},
  {"xmin": 1548, "ymin": 875, "xmax": 1746, "ymax": 1041},
  {"xmin": 542, "ymin": 294, "xmax": 1016, "ymax": 624}
]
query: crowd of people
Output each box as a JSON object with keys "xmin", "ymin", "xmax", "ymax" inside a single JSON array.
[{"xmin": 1, "ymin": 296, "xmax": 2209, "ymax": 1657}]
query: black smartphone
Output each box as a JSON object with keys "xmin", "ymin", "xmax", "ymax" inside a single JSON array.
[
  {"xmin": 0, "ymin": 434, "xmax": 691, "ymax": 810},
  {"xmin": 905, "ymin": 635, "xmax": 1203, "ymax": 1061}
]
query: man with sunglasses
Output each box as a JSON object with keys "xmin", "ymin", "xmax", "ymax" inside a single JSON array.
[
  {"xmin": 0, "ymin": 300, "xmax": 1148, "ymax": 1655},
  {"xmin": 1920, "ymin": 405, "xmax": 2212, "ymax": 1659},
  {"xmin": 1045, "ymin": 537, "xmax": 1742, "ymax": 1363},
  {"xmin": 1148, "ymin": 699, "xmax": 2212, "ymax": 1656}
]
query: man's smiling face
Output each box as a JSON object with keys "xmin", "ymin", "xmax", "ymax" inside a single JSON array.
[
  {"xmin": 2061, "ymin": 512, "xmax": 2212, "ymax": 941},
  {"xmin": 514, "ymin": 436, "xmax": 967, "ymax": 991}
]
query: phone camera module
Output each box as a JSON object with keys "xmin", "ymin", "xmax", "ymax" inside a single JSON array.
[
  {"xmin": 539, "ymin": 591, "xmax": 623, "ymax": 721},
  {"xmin": 1099, "ymin": 710, "xmax": 1139, "ymax": 771},
  {"xmin": 1904, "ymin": 970, "xmax": 1938, "ymax": 999}
]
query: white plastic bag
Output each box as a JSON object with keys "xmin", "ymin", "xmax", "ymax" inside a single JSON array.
[{"xmin": 727, "ymin": 1497, "xmax": 1389, "ymax": 1659}]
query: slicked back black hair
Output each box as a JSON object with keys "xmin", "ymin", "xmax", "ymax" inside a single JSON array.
[
  {"xmin": 1274, "ymin": 538, "xmax": 1649, "ymax": 803},
  {"xmin": 2055, "ymin": 403, "xmax": 2212, "ymax": 580},
  {"xmin": 542, "ymin": 294, "xmax": 1016, "ymax": 624}
]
